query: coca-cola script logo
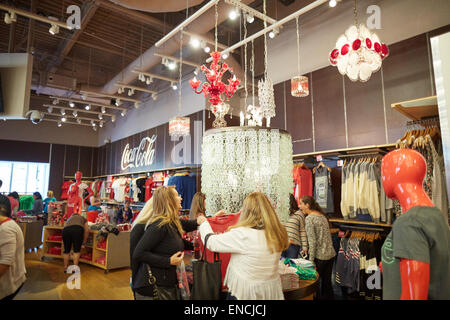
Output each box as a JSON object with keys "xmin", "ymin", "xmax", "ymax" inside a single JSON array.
[{"xmin": 121, "ymin": 135, "xmax": 157, "ymax": 171}]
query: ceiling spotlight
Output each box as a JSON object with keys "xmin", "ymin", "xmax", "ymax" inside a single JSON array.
[
  {"xmin": 269, "ymin": 28, "xmax": 280, "ymax": 39},
  {"xmin": 329, "ymin": 0, "xmax": 337, "ymax": 7},
  {"xmin": 139, "ymin": 73, "xmax": 145, "ymax": 82},
  {"xmin": 222, "ymin": 53, "xmax": 229, "ymax": 59},
  {"xmin": 146, "ymin": 77, "xmax": 153, "ymax": 85},
  {"xmin": 246, "ymin": 14, "xmax": 255, "ymax": 24},
  {"xmin": 76, "ymin": 118, "xmax": 81, "ymax": 124},
  {"xmin": 69, "ymin": 101, "xmax": 75, "ymax": 108},
  {"xmin": 93, "ymin": 126, "xmax": 97, "ymax": 132},
  {"xmin": 98, "ymin": 113, "xmax": 103, "ymax": 120},
  {"xmin": 115, "ymin": 99, "xmax": 121, "ymax": 106},
  {"xmin": 52, "ymin": 98, "xmax": 59, "ymax": 105},
  {"xmin": 194, "ymin": 67, "xmax": 200, "ymax": 76},
  {"xmin": 81, "ymin": 94, "xmax": 87, "ymax": 100},
  {"xmin": 204, "ymin": 46, "xmax": 211, "ymax": 53},
  {"xmin": 168, "ymin": 61, "xmax": 177, "ymax": 70},
  {"xmin": 99, "ymin": 121, "xmax": 104, "ymax": 128},
  {"xmin": 121, "ymin": 109, "xmax": 127, "ymax": 117},
  {"xmin": 61, "ymin": 116, "xmax": 67, "ymax": 122},
  {"xmin": 101, "ymin": 106, "xmax": 106, "ymax": 113},
  {"xmin": 229, "ymin": 8, "xmax": 239, "ymax": 20},
  {"xmin": 49, "ymin": 24, "xmax": 59, "ymax": 35},
  {"xmin": 190, "ymin": 37, "xmax": 200, "ymax": 49},
  {"xmin": 111, "ymin": 115, "xmax": 116, "ymax": 122},
  {"xmin": 4, "ymin": 11, "xmax": 17, "ymax": 24},
  {"xmin": 172, "ymin": 82, "xmax": 178, "ymax": 90},
  {"xmin": 127, "ymin": 88, "xmax": 134, "ymax": 96},
  {"xmin": 57, "ymin": 121, "xmax": 62, "ymax": 127},
  {"xmin": 152, "ymin": 93, "xmax": 158, "ymax": 101},
  {"xmin": 47, "ymin": 106, "xmax": 53, "ymax": 113},
  {"xmin": 85, "ymin": 104, "xmax": 91, "ymax": 110},
  {"xmin": 134, "ymin": 102, "xmax": 140, "ymax": 109},
  {"xmin": 72, "ymin": 110, "xmax": 78, "ymax": 117},
  {"xmin": 60, "ymin": 109, "xmax": 66, "ymax": 115}
]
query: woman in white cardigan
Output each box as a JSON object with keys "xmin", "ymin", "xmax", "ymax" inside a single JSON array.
[{"xmin": 197, "ymin": 192, "xmax": 289, "ymax": 300}]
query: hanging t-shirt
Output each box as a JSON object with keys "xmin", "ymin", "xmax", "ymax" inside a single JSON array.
[
  {"xmin": 144, "ymin": 177, "xmax": 154, "ymax": 202},
  {"xmin": 168, "ymin": 174, "xmax": 197, "ymax": 210},
  {"xmin": 112, "ymin": 177, "xmax": 127, "ymax": 203},
  {"xmin": 314, "ymin": 166, "xmax": 334, "ymax": 213},
  {"xmin": 381, "ymin": 206, "xmax": 450, "ymax": 300},
  {"xmin": 136, "ymin": 178, "xmax": 147, "ymax": 202},
  {"xmin": 199, "ymin": 214, "xmax": 241, "ymax": 290},
  {"xmin": 293, "ymin": 166, "xmax": 313, "ymax": 204}
]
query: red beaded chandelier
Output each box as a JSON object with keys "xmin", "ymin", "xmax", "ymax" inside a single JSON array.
[{"xmin": 189, "ymin": 51, "xmax": 240, "ymax": 106}]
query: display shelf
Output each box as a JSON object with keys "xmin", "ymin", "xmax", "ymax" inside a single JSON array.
[
  {"xmin": 329, "ymin": 218, "xmax": 392, "ymax": 228},
  {"xmin": 45, "ymin": 240, "xmax": 62, "ymax": 243},
  {"xmin": 293, "ymin": 144, "xmax": 396, "ymax": 159},
  {"xmin": 41, "ymin": 225, "xmax": 130, "ymax": 272},
  {"xmin": 391, "ymin": 95, "xmax": 438, "ymax": 120}
]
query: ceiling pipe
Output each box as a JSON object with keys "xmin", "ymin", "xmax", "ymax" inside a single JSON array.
[{"xmin": 101, "ymin": 0, "xmax": 254, "ymax": 95}]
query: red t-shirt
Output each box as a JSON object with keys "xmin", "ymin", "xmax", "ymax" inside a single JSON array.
[
  {"xmin": 144, "ymin": 178, "xmax": 153, "ymax": 202},
  {"xmin": 293, "ymin": 167, "xmax": 313, "ymax": 204},
  {"xmin": 199, "ymin": 213, "xmax": 241, "ymax": 290}
]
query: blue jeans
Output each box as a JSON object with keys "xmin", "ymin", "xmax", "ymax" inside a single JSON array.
[{"xmin": 282, "ymin": 244, "xmax": 301, "ymax": 259}]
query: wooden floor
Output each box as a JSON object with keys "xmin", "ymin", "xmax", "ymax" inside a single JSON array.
[{"xmin": 14, "ymin": 248, "xmax": 134, "ymax": 300}]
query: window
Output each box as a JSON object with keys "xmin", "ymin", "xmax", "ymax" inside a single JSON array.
[{"xmin": 0, "ymin": 161, "xmax": 50, "ymax": 195}]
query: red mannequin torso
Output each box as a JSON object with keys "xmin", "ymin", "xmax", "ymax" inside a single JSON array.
[{"xmin": 381, "ymin": 149, "xmax": 432, "ymax": 300}]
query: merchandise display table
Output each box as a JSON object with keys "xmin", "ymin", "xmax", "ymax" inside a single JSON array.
[
  {"xmin": 41, "ymin": 225, "xmax": 130, "ymax": 273},
  {"xmin": 18, "ymin": 220, "xmax": 44, "ymax": 252},
  {"xmin": 283, "ymin": 277, "xmax": 319, "ymax": 300}
]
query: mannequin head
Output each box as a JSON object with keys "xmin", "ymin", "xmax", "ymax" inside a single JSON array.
[
  {"xmin": 75, "ymin": 171, "xmax": 82, "ymax": 182},
  {"xmin": 381, "ymin": 149, "xmax": 433, "ymax": 211}
]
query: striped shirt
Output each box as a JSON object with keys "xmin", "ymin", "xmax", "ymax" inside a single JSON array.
[{"xmin": 284, "ymin": 211, "xmax": 308, "ymax": 249}]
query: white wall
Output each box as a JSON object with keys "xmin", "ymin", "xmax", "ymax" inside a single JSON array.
[
  {"xmin": 98, "ymin": 75, "xmax": 206, "ymax": 145},
  {"xmin": 0, "ymin": 119, "xmax": 99, "ymax": 147},
  {"xmin": 267, "ymin": 0, "xmax": 450, "ymax": 85}
]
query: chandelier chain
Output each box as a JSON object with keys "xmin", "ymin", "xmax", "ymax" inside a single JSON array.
[
  {"xmin": 251, "ymin": 39, "xmax": 255, "ymax": 107},
  {"xmin": 263, "ymin": 0, "xmax": 268, "ymax": 79},
  {"xmin": 296, "ymin": 16, "xmax": 300, "ymax": 75},
  {"xmin": 353, "ymin": 0, "xmax": 358, "ymax": 26},
  {"xmin": 215, "ymin": 2, "xmax": 218, "ymax": 52},
  {"xmin": 244, "ymin": 16, "xmax": 248, "ymax": 116}
]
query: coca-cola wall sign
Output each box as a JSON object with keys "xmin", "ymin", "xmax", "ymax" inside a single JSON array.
[{"xmin": 121, "ymin": 135, "xmax": 157, "ymax": 170}]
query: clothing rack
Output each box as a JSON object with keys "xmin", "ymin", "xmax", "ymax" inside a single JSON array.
[
  {"xmin": 337, "ymin": 151, "xmax": 386, "ymax": 158},
  {"xmin": 406, "ymin": 116, "xmax": 440, "ymax": 127},
  {"xmin": 335, "ymin": 224, "xmax": 387, "ymax": 233},
  {"xmin": 93, "ymin": 165, "xmax": 199, "ymax": 179},
  {"xmin": 330, "ymin": 218, "xmax": 392, "ymax": 229}
]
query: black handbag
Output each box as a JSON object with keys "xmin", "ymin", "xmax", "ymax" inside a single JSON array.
[
  {"xmin": 191, "ymin": 233, "xmax": 222, "ymax": 300},
  {"xmin": 132, "ymin": 262, "xmax": 159, "ymax": 299}
]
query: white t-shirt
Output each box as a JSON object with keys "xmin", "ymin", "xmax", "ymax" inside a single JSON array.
[
  {"xmin": 112, "ymin": 177, "xmax": 127, "ymax": 203},
  {"xmin": 0, "ymin": 219, "xmax": 26, "ymax": 299}
]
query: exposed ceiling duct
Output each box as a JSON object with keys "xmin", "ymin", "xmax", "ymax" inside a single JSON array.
[
  {"xmin": 108, "ymin": 0, "xmax": 205, "ymax": 13},
  {"xmin": 101, "ymin": 0, "xmax": 254, "ymax": 96}
]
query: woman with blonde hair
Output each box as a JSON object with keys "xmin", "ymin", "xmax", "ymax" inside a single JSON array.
[
  {"xmin": 197, "ymin": 192, "xmax": 289, "ymax": 300},
  {"xmin": 189, "ymin": 192, "xmax": 206, "ymax": 219},
  {"xmin": 132, "ymin": 186, "xmax": 199, "ymax": 300}
]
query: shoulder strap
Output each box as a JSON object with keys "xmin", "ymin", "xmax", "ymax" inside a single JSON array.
[{"xmin": 202, "ymin": 233, "xmax": 220, "ymax": 263}]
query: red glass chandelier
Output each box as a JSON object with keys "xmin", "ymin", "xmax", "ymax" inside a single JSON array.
[{"xmin": 189, "ymin": 51, "xmax": 240, "ymax": 106}]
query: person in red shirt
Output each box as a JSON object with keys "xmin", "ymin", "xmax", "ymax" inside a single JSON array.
[{"xmin": 7, "ymin": 192, "xmax": 19, "ymax": 220}]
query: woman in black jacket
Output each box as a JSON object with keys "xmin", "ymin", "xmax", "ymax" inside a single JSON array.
[{"xmin": 132, "ymin": 186, "xmax": 198, "ymax": 300}]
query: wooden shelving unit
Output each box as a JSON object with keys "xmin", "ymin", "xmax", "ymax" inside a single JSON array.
[
  {"xmin": 41, "ymin": 225, "xmax": 130, "ymax": 273},
  {"xmin": 391, "ymin": 95, "xmax": 438, "ymax": 120}
]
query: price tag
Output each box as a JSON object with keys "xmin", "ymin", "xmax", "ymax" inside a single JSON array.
[
  {"xmin": 337, "ymin": 160, "xmax": 344, "ymax": 167},
  {"xmin": 316, "ymin": 155, "xmax": 323, "ymax": 161}
]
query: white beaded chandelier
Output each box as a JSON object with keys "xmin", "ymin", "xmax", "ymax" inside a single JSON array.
[{"xmin": 201, "ymin": 127, "xmax": 293, "ymax": 222}]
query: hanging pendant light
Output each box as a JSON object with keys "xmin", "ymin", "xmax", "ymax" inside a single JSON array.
[
  {"xmin": 258, "ymin": 0, "xmax": 276, "ymax": 126},
  {"xmin": 291, "ymin": 16, "xmax": 309, "ymax": 97},
  {"xmin": 329, "ymin": 0, "xmax": 388, "ymax": 82},
  {"xmin": 189, "ymin": 3, "xmax": 240, "ymax": 128},
  {"xmin": 169, "ymin": 27, "xmax": 190, "ymax": 139}
]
